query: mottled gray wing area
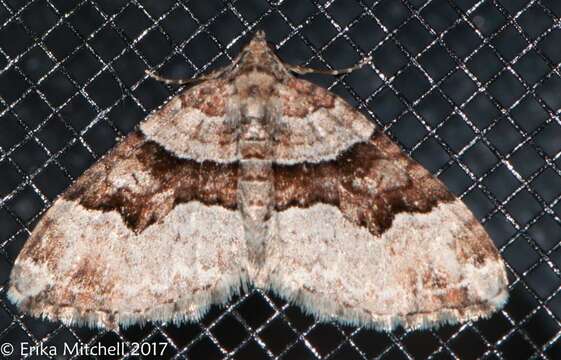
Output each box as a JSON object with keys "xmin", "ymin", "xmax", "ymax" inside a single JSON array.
[
  {"xmin": 8, "ymin": 131, "xmax": 247, "ymax": 329},
  {"xmin": 262, "ymin": 131, "xmax": 509, "ymax": 330},
  {"xmin": 272, "ymin": 77, "xmax": 375, "ymax": 164},
  {"xmin": 140, "ymin": 79, "xmax": 240, "ymax": 163}
]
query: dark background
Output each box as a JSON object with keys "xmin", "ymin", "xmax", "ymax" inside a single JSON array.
[{"xmin": 0, "ymin": 0, "xmax": 560, "ymax": 359}]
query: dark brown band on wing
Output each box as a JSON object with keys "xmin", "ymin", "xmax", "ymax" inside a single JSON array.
[
  {"xmin": 273, "ymin": 130, "xmax": 456, "ymax": 235},
  {"xmin": 64, "ymin": 131, "xmax": 239, "ymax": 233}
]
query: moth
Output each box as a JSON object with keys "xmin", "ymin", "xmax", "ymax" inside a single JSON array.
[{"xmin": 8, "ymin": 31, "xmax": 508, "ymax": 331}]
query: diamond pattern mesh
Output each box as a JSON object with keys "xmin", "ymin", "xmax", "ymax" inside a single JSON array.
[{"xmin": 0, "ymin": 0, "xmax": 560, "ymax": 359}]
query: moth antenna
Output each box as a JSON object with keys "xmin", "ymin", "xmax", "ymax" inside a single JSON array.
[
  {"xmin": 145, "ymin": 69, "xmax": 224, "ymax": 85},
  {"xmin": 288, "ymin": 55, "xmax": 372, "ymax": 76}
]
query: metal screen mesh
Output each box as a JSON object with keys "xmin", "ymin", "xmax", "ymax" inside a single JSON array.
[{"xmin": 0, "ymin": 0, "xmax": 560, "ymax": 359}]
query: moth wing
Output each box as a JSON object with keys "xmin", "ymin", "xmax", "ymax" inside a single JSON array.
[
  {"xmin": 140, "ymin": 78, "xmax": 240, "ymax": 163},
  {"xmin": 8, "ymin": 129, "xmax": 247, "ymax": 329},
  {"xmin": 273, "ymin": 78, "xmax": 375, "ymax": 164},
  {"xmin": 265, "ymin": 131, "xmax": 508, "ymax": 330}
]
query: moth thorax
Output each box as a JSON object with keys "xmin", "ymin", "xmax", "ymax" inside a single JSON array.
[
  {"xmin": 238, "ymin": 109, "xmax": 272, "ymax": 159},
  {"xmin": 240, "ymin": 118, "xmax": 268, "ymax": 141},
  {"xmin": 242, "ymin": 98, "xmax": 266, "ymax": 119}
]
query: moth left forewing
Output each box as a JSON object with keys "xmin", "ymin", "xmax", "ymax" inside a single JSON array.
[{"xmin": 8, "ymin": 128, "xmax": 246, "ymax": 329}]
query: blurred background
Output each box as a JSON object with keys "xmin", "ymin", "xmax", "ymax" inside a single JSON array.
[{"xmin": 0, "ymin": 0, "xmax": 560, "ymax": 359}]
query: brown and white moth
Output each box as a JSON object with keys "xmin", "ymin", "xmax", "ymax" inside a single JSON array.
[{"xmin": 8, "ymin": 31, "xmax": 508, "ymax": 331}]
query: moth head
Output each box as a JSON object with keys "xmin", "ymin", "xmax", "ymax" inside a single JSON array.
[
  {"xmin": 233, "ymin": 31, "xmax": 288, "ymax": 78},
  {"xmin": 253, "ymin": 30, "xmax": 267, "ymax": 42}
]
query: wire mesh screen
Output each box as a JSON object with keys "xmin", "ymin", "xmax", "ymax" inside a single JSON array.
[{"xmin": 0, "ymin": 0, "xmax": 560, "ymax": 359}]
